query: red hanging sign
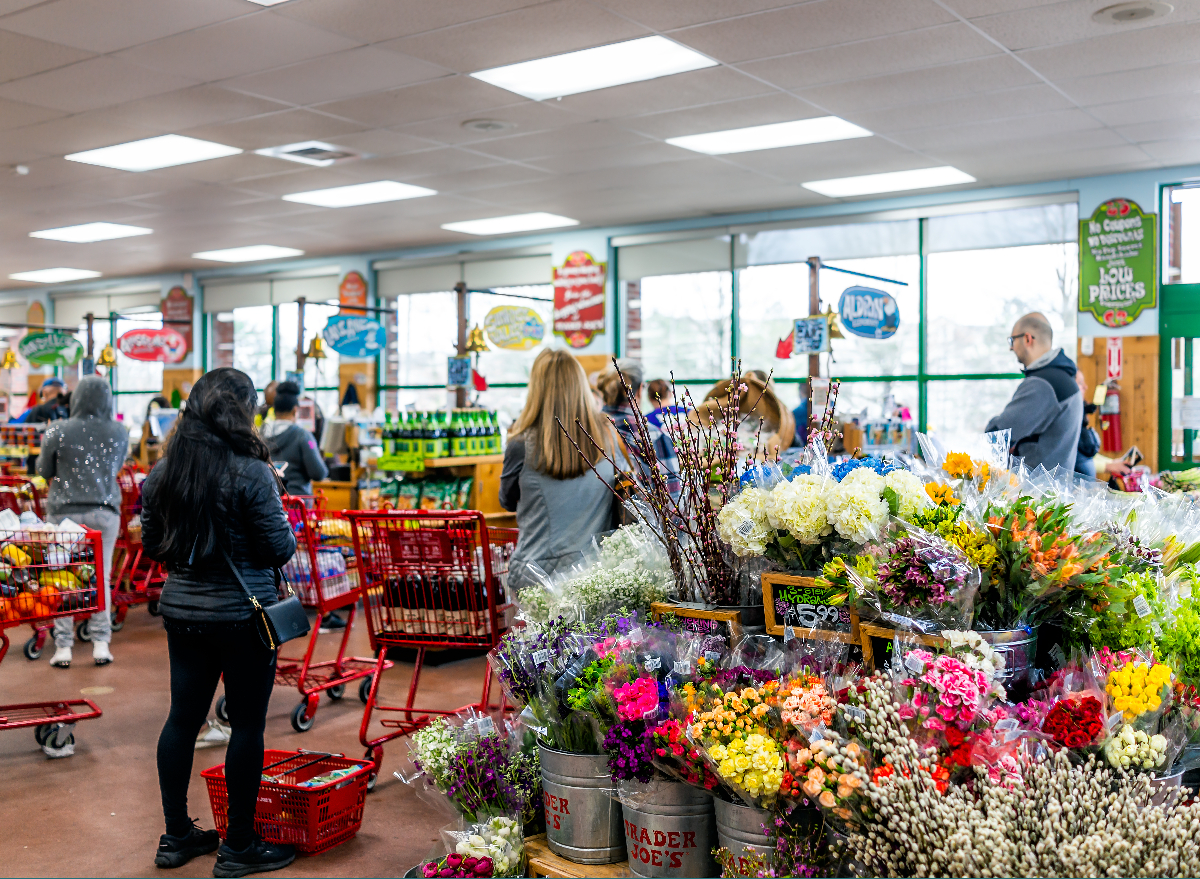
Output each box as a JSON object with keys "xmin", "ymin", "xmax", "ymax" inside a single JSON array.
[
  {"xmin": 117, "ymin": 327, "xmax": 188, "ymax": 363},
  {"xmin": 160, "ymin": 285, "xmax": 193, "ymax": 358},
  {"xmin": 553, "ymin": 251, "xmax": 606, "ymax": 349},
  {"xmin": 339, "ymin": 270, "xmax": 368, "ymax": 316}
]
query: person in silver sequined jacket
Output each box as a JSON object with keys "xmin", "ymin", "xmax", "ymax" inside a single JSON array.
[{"xmin": 36, "ymin": 375, "xmax": 128, "ymax": 668}]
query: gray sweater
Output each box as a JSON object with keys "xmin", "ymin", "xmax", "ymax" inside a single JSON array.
[
  {"xmin": 263, "ymin": 420, "xmax": 327, "ymax": 496},
  {"xmin": 499, "ymin": 432, "xmax": 616, "ymax": 591},
  {"xmin": 985, "ymin": 348, "xmax": 1083, "ymax": 471},
  {"xmin": 36, "ymin": 376, "xmax": 128, "ymax": 517}
]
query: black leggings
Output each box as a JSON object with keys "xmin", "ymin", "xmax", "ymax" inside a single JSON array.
[{"xmin": 157, "ymin": 620, "xmax": 276, "ymax": 849}]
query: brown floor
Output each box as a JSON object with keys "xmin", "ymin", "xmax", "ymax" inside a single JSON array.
[{"xmin": 0, "ymin": 606, "xmax": 496, "ymax": 878}]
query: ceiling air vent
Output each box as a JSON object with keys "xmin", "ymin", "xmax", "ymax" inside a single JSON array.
[
  {"xmin": 255, "ymin": 141, "xmax": 363, "ymax": 167},
  {"xmin": 1092, "ymin": 1, "xmax": 1173, "ymax": 23}
]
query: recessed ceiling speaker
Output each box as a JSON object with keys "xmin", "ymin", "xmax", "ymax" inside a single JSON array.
[
  {"xmin": 461, "ymin": 119, "xmax": 515, "ymax": 132},
  {"xmin": 1092, "ymin": 1, "xmax": 1173, "ymax": 23}
]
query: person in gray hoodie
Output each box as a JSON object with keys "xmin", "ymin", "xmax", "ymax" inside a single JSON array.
[
  {"xmin": 261, "ymin": 381, "xmax": 327, "ymax": 497},
  {"xmin": 985, "ymin": 312, "xmax": 1083, "ymax": 471},
  {"xmin": 36, "ymin": 375, "xmax": 128, "ymax": 667}
]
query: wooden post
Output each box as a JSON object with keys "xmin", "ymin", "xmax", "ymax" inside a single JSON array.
[
  {"xmin": 454, "ymin": 281, "xmax": 468, "ymax": 408},
  {"xmin": 296, "ymin": 296, "xmax": 306, "ymax": 372},
  {"xmin": 85, "ymin": 313, "xmax": 94, "ymax": 361},
  {"xmin": 807, "ymin": 256, "xmax": 821, "ymax": 411}
]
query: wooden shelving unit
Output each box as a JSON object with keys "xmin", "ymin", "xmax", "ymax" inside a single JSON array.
[{"xmin": 524, "ymin": 835, "xmax": 630, "ymax": 879}]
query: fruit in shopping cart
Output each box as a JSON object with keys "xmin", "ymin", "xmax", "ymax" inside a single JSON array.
[
  {"xmin": 2, "ymin": 544, "xmax": 31, "ymax": 567},
  {"xmin": 319, "ymin": 518, "xmax": 351, "ymax": 540},
  {"xmin": 10, "ymin": 567, "xmax": 32, "ymax": 589},
  {"xmin": 39, "ymin": 570, "xmax": 80, "ymax": 591},
  {"xmin": 0, "ymin": 561, "xmax": 10, "ymax": 582},
  {"xmin": 12, "ymin": 591, "xmax": 36, "ymax": 616},
  {"xmin": 35, "ymin": 585, "xmax": 61, "ymax": 611},
  {"xmin": 78, "ymin": 564, "xmax": 95, "ymax": 584}
]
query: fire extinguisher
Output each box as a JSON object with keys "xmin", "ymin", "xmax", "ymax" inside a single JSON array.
[{"xmin": 1100, "ymin": 382, "xmax": 1122, "ymax": 454}]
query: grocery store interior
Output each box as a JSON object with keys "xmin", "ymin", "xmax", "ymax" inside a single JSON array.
[{"xmin": 2, "ymin": 0, "xmax": 1200, "ymax": 877}]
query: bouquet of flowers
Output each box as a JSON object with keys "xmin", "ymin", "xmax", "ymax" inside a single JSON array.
[
  {"xmin": 862, "ymin": 523, "xmax": 981, "ymax": 633},
  {"xmin": 687, "ymin": 679, "xmax": 786, "ymax": 807},
  {"xmin": 781, "ymin": 734, "xmax": 870, "ymax": 826},
  {"xmin": 1104, "ymin": 656, "xmax": 1173, "ymax": 724},
  {"xmin": 1041, "ymin": 694, "xmax": 1105, "ymax": 750},
  {"xmin": 422, "ymin": 853, "xmax": 494, "ymax": 878},
  {"xmin": 443, "ymin": 816, "xmax": 524, "ymax": 878}
]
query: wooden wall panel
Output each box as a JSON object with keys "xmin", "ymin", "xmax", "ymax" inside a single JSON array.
[{"xmin": 1076, "ymin": 336, "xmax": 1158, "ymax": 472}]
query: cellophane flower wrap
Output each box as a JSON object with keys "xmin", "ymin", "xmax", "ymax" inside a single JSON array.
[
  {"xmin": 686, "ymin": 676, "xmax": 785, "ymax": 808},
  {"xmin": 1037, "ymin": 663, "xmax": 1107, "ymax": 754},
  {"xmin": 442, "ymin": 816, "xmax": 523, "ymax": 878}
]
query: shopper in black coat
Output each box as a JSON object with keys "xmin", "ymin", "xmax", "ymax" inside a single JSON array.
[{"xmin": 141, "ymin": 368, "xmax": 298, "ymax": 878}]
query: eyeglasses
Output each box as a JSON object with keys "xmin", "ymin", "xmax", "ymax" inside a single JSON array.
[{"xmin": 1008, "ymin": 333, "xmax": 1031, "ymax": 348}]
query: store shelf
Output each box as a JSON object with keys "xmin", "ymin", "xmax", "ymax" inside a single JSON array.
[
  {"xmin": 423, "ymin": 454, "xmax": 503, "ymax": 468},
  {"xmin": 524, "ymin": 835, "xmax": 629, "ymax": 878}
]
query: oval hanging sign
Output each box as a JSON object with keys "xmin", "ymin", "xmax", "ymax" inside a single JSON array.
[
  {"xmin": 837, "ymin": 286, "xmax": 900, "ymax": 340},
  {"xmin": 483, "ymin": 305, "xmax": 545, "ymax": 351},
  {"xmin": 323, "ymin": 314, "xmax": 386, "ymax": 357},
  {"xmin": 117, "ymin": 327, "xmax": 188, "ymax": 363},
  {"xmin": 18, "ymin": 332, "xmax": 83, "ymax": 366}
]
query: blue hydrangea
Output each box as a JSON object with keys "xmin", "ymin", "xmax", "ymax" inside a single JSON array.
[
  {"xmin": 785, "ymin": 464, "xmax": 811, "ymax": 479},
  {"xmin": 831, "ymin": 455, "xmax": 899, "ymax": 482}
]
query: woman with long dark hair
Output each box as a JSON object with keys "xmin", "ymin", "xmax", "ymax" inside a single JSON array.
[{"xmin": 141, "ymin": 368, "xmax": 297, "ymax": 877}]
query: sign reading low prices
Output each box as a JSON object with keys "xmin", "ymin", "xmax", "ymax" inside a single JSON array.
[
  {"xmin": 553, "ymin": 250, "xmax": 606, "ymax": 348},
  {"xmin": 117, "ymin": 327, "xmax": 188, "ymax": 363},
  {"xmin": 1080, "ymin": 198, "xmax": 1157, "ymax": 329}
]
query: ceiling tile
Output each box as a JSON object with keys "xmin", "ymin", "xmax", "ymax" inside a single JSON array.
[
  {"xmin": 330, "ymin": 128, "xmax": 440, "ymax": 156},
  {"xmin": 717, "ymin": 136, "xmax": 929, "ymax": 182},
  {"xmin": 965, "ymin": 144, "xmax": 1159, "ymax": 180},
  {"xmin": 526, "ymin": 142, "xmax": 691, "ymax": 174},
  {"xmin": 1018, "ymin": 20, "xmax": 1200, "ymax": 80},
  {"xmin": 1138, "ymin": 139, "xmax": 1200, "ymax": 164},
  {"xmin": 1114, "ymin": 118, "xmax": 1200, "ymax": 143},
  {"xmin": 117, "ymin": 10, "xmax": 361, "ymax": 83},
  {"xmin": 315, "ymin": 75, "xmax": 521, "ymax": 127},
  {"xmin": 468, "ymin": 122, "xmax": 655, "ymax": 161},
  {"xmin": 180, "ymin": 109, "xmax": 369, "ymax": 150},
  {"xmin": 943, "ymin": 0, "xmax": 1062, "ymax": 16},
  {"xmin": 141, "ymin": 152, "xmax": 310, "ymax": 185},
  {"xmin": 409, "ymin": 163, "xmax": 553, "ymax": 193},
  {"xmin": 894, "ymin": 109, "xmax": 1108, "ymax": 152},
  {"xmin": 102, "ymin": 85, "xmax": 290, "ymax": 133},
  {"xmin": 376, "ymin": 0, "xmax": 650, "ymax": 73},
  {"xmin": 270, "ymin": 0, "xmax": 549, "ymax": 44},
  {"xmin": 0, "ymin": 113, "xmax": 160, "ymax": 162},
  {"xmin": 737, "ymin": 23, "xmax": 1000, "ymax": 91},
  {"xmin": 590, "ymin": 0, "xmax": 802, "ymax": 32},
  {"xmin": 1057, "ymin": 61, "xmax": 1200, "ymax": 106},
  {"xmin": 617, "ymin": 92, "xmax": 825, "ymax": 140},
  {"xmin": 0, "ymin": 56, "xmax": 198, "ymax": 113},
  {"xmin": 0, "ymin": 0, "xmax": 250, "ymax": 53},
  {"xmin": 672, "ymin": 0, "xmax": 955, "ymax": 64},
  {"xmin": 223, "ymin": 47, "xmax": 450, "ymax": 106},
  {"xmin": 555, "ymin": 66, "xmax": 773, "ymax": 120},
  {"xmin": 394, "ymin": 99, "xmax": 583, "ymax": 146},
  {"xmin": 0, "ymin": 30, "xmax": 93, "ymax": 85},
  {"xmin": 797, "ymin": 55, "xmax": 1041, "ymax": 115},
  {"xmin": 850, "ymin": 84, "xmax": 1074, "ymax": 134},
  {"xmin": 970, "ymin": 0, "xmax": 1200, "ymax": 52},
  {"xmin": 0, "ymin": 96, "xmax": 63, "ymax": 132},
  {"xmin": 1088, "ymin": 92, "xmax": 1200, "ymax": 127}
]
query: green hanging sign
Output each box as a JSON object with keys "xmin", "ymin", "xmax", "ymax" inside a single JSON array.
[
  {"xmin": 1079, "ymin": 197, "xmax": 1157, "ymax": 330},
  {"xmin": 18, "ymin": 331, "xmax": 83, "ymax": 366}
]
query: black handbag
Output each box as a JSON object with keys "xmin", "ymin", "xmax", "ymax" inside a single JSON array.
[{"xmin": 222, "ymin": 550, "xmax": 310, "ymax": 650}]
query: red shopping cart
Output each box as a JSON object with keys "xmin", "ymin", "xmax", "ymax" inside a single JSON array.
[
  {"xmin": 0, "ymin": 525, "xmax": 105, "ymax": 752},
  {"xmin": 0, "ymin": 475, "xmax": 44, "ymax": 518},
  {"xmin": 215, "ymin": 497, "xmax": 386, "ymax": 733},
  {"xmin": 346, "ymin": 510, "xmax": 517, "ymax": 788}
]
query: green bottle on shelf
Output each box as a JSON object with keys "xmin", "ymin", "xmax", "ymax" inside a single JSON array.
[
  {"xmin": 488, "ymin": 411, "xmax": 501, "ymax": 454},
  {"xmin": 421, "ymin": 412, "xmax": 434, "ymax": 459},
  {"xmin": 396, "ymin": 412, "xmax": 409, "ymax": 456},
  {"xmin": 467, "ymin": 411, "xmax": 478, "ymax": 456},
  {"xmin": 382, "ymin": 412, "xmax": 394, "ymax": 457},
  {"xmin": 434, "ymin": 411, "xmax": 448, "ymax": 458}
]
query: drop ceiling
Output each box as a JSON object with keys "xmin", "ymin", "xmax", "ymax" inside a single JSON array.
[{"xmin": 1, "ymin": 0, "xmax": 1198, "ymax": 288}]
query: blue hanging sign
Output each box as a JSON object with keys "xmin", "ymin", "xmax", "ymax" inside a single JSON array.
[
  {"xmin": 837, "ymin": 286, "xmax": 899, "ymax": 340},
  {"xmin": 323, "ymin": 314, "xmax": 386, "ymax": 357}
]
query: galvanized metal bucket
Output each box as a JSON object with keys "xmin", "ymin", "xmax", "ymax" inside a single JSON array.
[
  {"xmin": 978, "ymin": 627, "xmax": 1038, "ymax": 686},
  {"xmin": 538, "ymin": 745, "xmax": 626, "ymax": 865},
  {"xmin": 713, "ymin": 798, "xmax": 773, "ymax": 870},
  {"xmin": 618, "ymin": 779, "xmax": 716, "ymax": 879},
  {"xmin": 1148, "ymin": 768, "xmax": 1186, "ymax": 807}
]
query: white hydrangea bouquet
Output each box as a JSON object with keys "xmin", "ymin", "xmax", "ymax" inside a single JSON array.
[{"xmin": 717, "ymin": 457, "xmax": 929, "ymax": 571}]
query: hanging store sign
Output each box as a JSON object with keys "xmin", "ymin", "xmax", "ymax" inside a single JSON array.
[
  {"xmin": 339, "ymin": 270, "xmax": 368, "ymax": 316},
  {"xmin": 1080, "ymin": 198, "xmax": 1157, "ymax": 329},
  {"xmin": 117, "ymin": 327, "xmax": 188, "ymax": 363},
  {"xmin": 323, "ymin": 314, "xmax": 386, "ymax": 357},
  {"xmin": 553, "ymin": 251, "xmax": 606, "ymax": 349},
  {"xmin": 161, "ymin": 285, "xmax": 193, "ymax": 358},
  {"xmin": 484, "ymin": 305, "xmax": 545, "ymax": 351},
  {"xmin": 837, "ymin": 286, "xmax": 899, "ymax": 339},
  {"xmin": 18, "ymin": 332, "xmax": 82, "ymax": 366},
  {"xmin": 793, "ymin": 316, "xmax": 830, "ymax": 355}
]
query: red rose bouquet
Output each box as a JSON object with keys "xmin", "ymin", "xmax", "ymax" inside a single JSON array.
[{"xmin": 1041, "ymin": 695, "xmax": 1106, "ymax": 749}]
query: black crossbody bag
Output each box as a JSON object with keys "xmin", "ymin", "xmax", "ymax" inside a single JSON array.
[{"xmin": 222, "ymin": 550, "xmax": 310, "ymax": 650}]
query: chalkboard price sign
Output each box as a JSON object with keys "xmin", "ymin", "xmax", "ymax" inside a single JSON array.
[
  {"xmin": 762, "ymin": 573, "xmax": 859, "ymax": 644},
  {"xmin": 650, "ymin": 602, "xmax": 742, "ymax": 643}
]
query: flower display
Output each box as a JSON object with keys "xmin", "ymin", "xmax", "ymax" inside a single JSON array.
[
  {"xmin": 649, "ymin": 719, "xmax": 720, "ymax": 790},
  {"xmin": 764, "ymin": 475, "xmax": 832, "ymax": 544},
  {"xmin": 706, "ymin": 734, "xmax": 784, "ymax": 801},
  {"xmin": 924, "ymin": 482, "xmax": 960, "ymax": 507},
  {"xmin": 440, "ymin": 734, "xmax": 520, "ymax": 823},
  {"xmin": 410, "ymin": 718, "xmax": 459, "ymax": 788},
  {"xmin": 689, "ymin": 682, "xmax": 785, "ymax": 806},
  {"xmin": 717, "ymin": 487, "xmax": 774, "ymax": 557},
  {"xmin": 778, "ymin": 674, "xmax": 835, "ymax": 732},
  {"xmin": 874, "ymin": 532, "xmax": 976, "ymax": 617},
  {"xmin": 895, "ymin": 642, "xmax": 1004, "ymax": 737},
  {"xmin": 882, "ymin": 469, "xmax": 930, "ymax": 519},
  {"xmin": 453, "ymin": 817, "xmax": 523, "ymax": 877},
  {"xmin": 602, "ymin": 720, "xmax": 657, "ymax": 783},
  {"xmin": 1102, "ymin": 723, "xmax": 1169, "ymax": 771},
  {"xmin": 1040, "ymin": 695, "xmax": 1105, "ymax": 749},
  {"xmin": 781, "ymin": 736, "xmax": 869, "ymax": 824},
  {"xmin": 613, "ymin": 677, "xmax": 662, "ymax": 722},
  {"xmin": 827, "ymin": 471, "xmax": 889, "ymax": 545},
  {"xmin": 1105, "ymin": 658, "xmax": 1172, "ymax": 721}
]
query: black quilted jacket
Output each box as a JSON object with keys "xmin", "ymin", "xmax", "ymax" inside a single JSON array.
[{"xmin": 141, "ymin": 455, "xmax": 296, "ymax": 621}]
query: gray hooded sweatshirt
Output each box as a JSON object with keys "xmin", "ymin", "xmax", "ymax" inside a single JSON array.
[
  {"xmin": 262, "ymin": 419, "xmax": 327, "ymax": 497},
  {"xmin": 985, "ymin": 347, "xmax": 1083, "ymax": 472},
  {"xmin": 36, "ymin": 376, "xmax": 129, "ymax": 517}
]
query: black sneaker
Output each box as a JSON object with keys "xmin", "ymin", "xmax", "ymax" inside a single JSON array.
[
  {"xmin": 155, "ymin": 820, "xmax": 220, "ymax": 869},
  {"xmin": 212, "ymin": 839, "xmax": 296, "ymax": 878},
  {"xmin": 319, "ymin": 612, "xmax": 346, "ymax": 631}
]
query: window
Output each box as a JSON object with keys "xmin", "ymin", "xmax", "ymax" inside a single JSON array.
[
  {"xmin": 639, "ymin": 272, "xmax": 732, "ymax": 381},
  {"xmin": 277, "ymin": 300, "xmax": 340, "ymax": 392},
  {"xmin": 213, "ymin": 306, "xmax": 273, "ymax": 389},
  {"xmin": 469, "ymin": 285, "xmax": 554, "ymax": 386}
]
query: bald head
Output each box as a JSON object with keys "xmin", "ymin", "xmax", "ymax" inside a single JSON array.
[{"xmin": 1010, "ymin": 312, "xmax": 1053, "ymax": 367}]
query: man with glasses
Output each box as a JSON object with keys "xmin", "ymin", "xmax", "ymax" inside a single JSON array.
[{"xmin": 985, "ymin": 312, "xmax": 1083, "ymax": 470}]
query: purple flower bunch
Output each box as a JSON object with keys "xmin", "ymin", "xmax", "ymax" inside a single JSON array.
[
  {"xmin": 704, "ymin": 665, "xmax": 777, "ymax": 689},
  {"xmin": 603, "ymin": 720, "xmax": 656, "ymax": 782},
  {"xmin": 877, "ymin": 536, "xmax": 967, "ymax": 609},
  {"xmin": 491, "ymin": 616, "xmax": 578, "ymax": 706},
  {"xmin": 442, "ymin": 734, "xmax": 519, "ymax": 822}
]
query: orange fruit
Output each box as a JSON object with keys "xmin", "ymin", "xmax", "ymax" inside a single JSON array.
[
  {"xmin": 12, "ymin": 591, "xmax": 36, "ymax": 616},
  {"xmin": 35, "ymin": 585, "xmax": 60, "ymax": 612}
]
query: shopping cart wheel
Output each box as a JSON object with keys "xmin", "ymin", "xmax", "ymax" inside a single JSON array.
[
  {"xmin": 290, "ymin": 700, "xmax": 315, "ymax": 733},
  {"xmin": 23, "ymin": 636, "xmax": 42, "ymax": 661},
  {"xmin": 364, "ymin": 747, "xmax": 382, "ymax": 792},
  {"xmin": 215, "ymin": 695, "xmax": 228, "ymax": 723},
  {"xmin": 147, "ymin": 600, "xmax": 161, "ymax": 617},
  {"xmin": 358, "ymin": 677, "xmax": 372, "ymax": 704},
  {"xmin": 76, "ymin": 620, "xmax": 92, "ymax": 642},
  {"xmin": 34, "ymin": 724, "xmax": 52, "ymax": 746},
  {"xmin": 109, "ymin": 610, "xmax": 124, "ymax": 633},
  {"xmin": 327, "ymin": 683, "xmax": 346, "ymax": 701}
]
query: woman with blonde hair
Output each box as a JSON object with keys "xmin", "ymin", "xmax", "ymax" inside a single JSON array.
[{"xmin": 499, "ymin": 349, "xmax": 619, "ymax": 590}]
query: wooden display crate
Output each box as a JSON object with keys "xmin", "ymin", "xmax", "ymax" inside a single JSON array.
[{"xmin": 524, "ymin": 834, "xmax": 630, "ymax": 879}]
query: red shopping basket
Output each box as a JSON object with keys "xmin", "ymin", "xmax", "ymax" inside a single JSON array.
[{"xmin": 202, "ymin": 750, "xmax": 371, "ymax": 855}]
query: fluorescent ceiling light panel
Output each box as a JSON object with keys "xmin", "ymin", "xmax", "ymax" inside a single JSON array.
[
  {"xmin": 192, "ymin": 245, "xmax": 304, "ymax": 263},
  {"xmin": 667, "ymin": 117, "xmax": 872, "ymax": 155},
  {"xmin": 30, "ymin": 222, "xmax": 153, "ymax": 243},
  {"xmin": 282, "ymin": 180, "xmax": 437, "ymax": 208},
  {"xmin": 66, "ymin": 135, "xmax": 242, "ymax": 172},
  {"xmin": 471, "ymin": 36, "xmax": 716, "ymax": 101},
  {"xmin": 441, "ymin": 213, "xmax": 579, "ymax": 236},
  {"xmin": 803, "ymin": 166, "xmax": 975, "ymax": 198},
  {"xmin": 9, "ymin": 268, "xmax": 101, "ymax": 283}
]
